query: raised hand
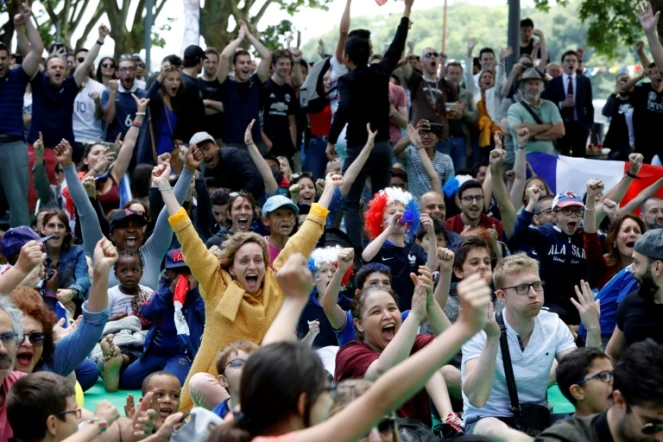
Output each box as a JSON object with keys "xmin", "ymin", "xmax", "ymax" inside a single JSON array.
[
  {"xmin": 290, "ymin": 48, "xmax": 303, "ymax": 62},
  {"xmin": 238, "ymin": 20, "xmax": 249, "ymax": 38},
  {"xmin": 53, "ymin": 316, "xmax": 82, "ymax": 342},
  {"xmin": 500, "ymin": 46, "xmax": 513, "ymax": 61},
  {"xmin": 132, "ymin": 392, "xmax": 156, "ymax": 438},
  {"xmin": 635, "ymin": 40, "xmax": 645, "ymax": 53},
  {"xmin": 482, "ymin": 302, "xmax": 500, "ymax": 339},
  {"xmin": 489, "ymin": 145, "xmax": 506, "ymax": 170},
  {"xmin": 44, "ymin": 269, "xmax": 59, "ymax": 293},
  {"xmin": 324, "ymin": 172, "xmax": 344, "ymax": 190},
  {"xmin": 34, "ymin": 132, "xmax": 45, "ymax": 161},
  {"xmin": 516, "ymin": 127, "xmax": 530, "ymax": 148},
  {"xmin": 245, "ymin": 119, "xmax": 256, "ymax": 146},
  {"xmin": 157, "ymin": 152, "xmax": 171, "ymax": 166},
  {"xmin": 526, "ymin": 184, "xmax": 542, "ymax": 205},
  {"xmin": 53, "ymin": 139, "xmax": 74, "ymax": 167},
  {"xmin": 628, "ymin": 152, "xmax": 644, "ymax": 175},
  {"xmin": 185, "ymin": 144, "xmax": 204, "ymax": 171},
  {"xmin": 602, "ymin": 198, "xmax": 618, "ymax": 222},
  {"xmin": 456, "ymin": 273, "xmax": 492, "ymax": 332},
  {"xmin": 56, "ymin": 288, "xmax": 75, "ymax": 304},
  {"xmin": 532, "ymin": 29, "xmax": 544, "ymax": 38},
  {"xmin": 82, "ymin": 175, "xmax": 97, "ymax": 198},
  {"xmin": 366, "ymin": 123, "xmax": 378, "ymax": 149},
  {"xmin": 420, "ymin": 213, "xmax": 434, "ymax": 235},
  {"xmin": 13, "ymin": 10, "xmax": 25, "ymax": 27},
  {"xmin": 337, "ymin": 248, "xmax": 354, "ymax": 272},
  {"xmin": 151, "ymin": 163, "xmax": 171, "ymax": 190},
  {"xmin": 586, "ymin": 178, "xmax": 604, "ymax": 202},
  {"xmin": 94, "ymin": 400, "xmax": 120, "ymax": 426},
  {"xmin": 109, "ymin": 79, "xmax": 119, "ymax": 93},
  {"xmin": 634, "ymin": 2, "xmax": 660, "ymax": 33},
  {"xmin": 410, "ymin": 276, "xmax": 429, "ymax": 321},
  {"xmin": 411, "ymin": 266, "xmax": 434, "ymax": 305},
  {"xmin": 93, "ymin": 238, "xmax": 119, "ymax": 273},
  {"xmin": 15, "ymin": 240, "xmax": 46, "ymax": 275},
  {"xmin": 467, "ymin": 38, "xmax": 478, "ymax": 55},
  {"xmin": 131, "ymin": 93, "xmax": 149, "ymax": 113},
  {"xmin": 437, "ymin": 247, "xmax": 455, "ymax": 272},
  {"xmin": 124, "ymin": 394, "xmax": 136, "ymax": 418},
  {"xmin": 276, "ymin": 253, "xmax": 314, "ymax": 301},
  {"xmin": 572, "ymin": 280, "xmax": 600, "ymax": 333},
  {"xmin": 406, "ymin": 123, "xmax": 424, "ymax": 149},
  {"xmin": 98, "ymin": 24, "xmax": 110, "ymax": 39},
  {"xmin": 493, "ymin": 131, "xmax": 503, "ymax": 151},
  {"xmin": 308, "ymin": 320, "xmax": 321, "ymax": 336},
  {"xmin": 325, "ymin": 143, "xmax": 337, "ymax": 160}
]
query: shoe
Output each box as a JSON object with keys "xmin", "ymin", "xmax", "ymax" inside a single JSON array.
[{"xmin": 444, "ymin": 412, "xmax": 464, "ymax": 433}]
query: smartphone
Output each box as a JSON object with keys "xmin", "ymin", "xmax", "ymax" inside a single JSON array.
[{"xmin": 428, "ymin": 122, "xmax": 444, "ymax": 137}]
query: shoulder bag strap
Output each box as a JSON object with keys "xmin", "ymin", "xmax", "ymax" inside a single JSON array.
[
  {"xmin": 147, "ymin": 107, "xmax": 158, "ymax": 164},
  {"xmin": 520, "ymin": 101, "xmax": 544, "ymax": 125},
  {"xmin": 495, "ymin": 311, "xmax": 521, "ymax": 417}
]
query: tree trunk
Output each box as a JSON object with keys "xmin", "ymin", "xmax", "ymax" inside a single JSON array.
[
  {"xmin": 200, "ymin": 0, "xmax": 234, "ymax": 51},
  {"xmin": 112, "ymin": 28, "xmax": 145, "ymax": 60},
  {"xmin": 0, "ymin": 3, "xmax": 19, "ymax": 49}
]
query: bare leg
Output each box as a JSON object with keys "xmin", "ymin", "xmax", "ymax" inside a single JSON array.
[
  {"xmin": 189, "ymin": 372, "xmax": 230, "ymax": 410},
  {"xmin": 473, "ymin": 417, "xmax": 534, "ymax": 442},
  {"xmin": 100, "ymin": 334, "xmax": 123, "ymax": 392},
  {"xmin": 441, "ymin": 364, "xmax": 463, "ymax": 400}
]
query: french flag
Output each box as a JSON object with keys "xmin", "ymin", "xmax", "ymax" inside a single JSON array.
[{"xmin": 527, "ymin": 153, "xmax": 663, "ymax": 210}]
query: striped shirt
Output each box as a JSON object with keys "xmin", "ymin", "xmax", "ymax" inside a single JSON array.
[
  {"xmin": 0, "ymin": 67, "xmax": 31, "ymax": 138},
  {"xmin": 398, "ymin": 145, "xmax": 455, "ymax": 198}
]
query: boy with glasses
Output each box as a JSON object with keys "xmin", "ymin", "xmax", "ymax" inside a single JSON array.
[
  {"xmin": 512, "ymin": 187, "xmax": 589, "ymax": 325},
  {"xmin": 461, "ymin": 254, "xmax": 601, "ymax": 440},
  {"xmin": 556, "ymin": 347, "xmax": 614, "ymax": 418},
  {"xmin": 537, "ymin": 339, "xmax": 663, "ymax": 442},
  {"xmin": 444, "ymin": 180, "xmax": 505, "ymax": 239}
]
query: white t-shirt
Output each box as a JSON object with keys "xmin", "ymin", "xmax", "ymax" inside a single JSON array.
[
  {"xmin": 73, "ymin": 78, "xmax": 107, "ymax": 143},
  {"xmin": 108, "ymin": 284, "xmax": 154, "ymax": 317},
  {"xmin": 460, "ymin": 309, "xmax": 576, "ymax": 424}
]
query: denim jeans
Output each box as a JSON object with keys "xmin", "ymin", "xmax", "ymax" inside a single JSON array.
[
  {"xmin": 0, "ymin": 138, "xmax": 30, "ymax": 226},
  {"xmin": 440, "ymin": 135, "xmax": 467, "ymax": 172},
  {"xmin": 303, "ymin": 136, "xmax": 329, "ymax": 181},
  {"xmin": 342, "ymin": 140, "xmax": 393, "ymax": 250}
]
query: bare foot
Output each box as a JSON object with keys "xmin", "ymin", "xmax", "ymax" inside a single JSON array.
[{"xmin": 101, "ymin": 334, "xmax": 123, "ymax": 392}]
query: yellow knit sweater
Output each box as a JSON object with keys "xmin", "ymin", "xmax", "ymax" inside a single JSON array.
[{"xmin": 169, "ymin": 204, "xmax": 329, "ymax": 411}]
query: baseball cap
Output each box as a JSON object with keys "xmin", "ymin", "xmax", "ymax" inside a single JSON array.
[
  {"xmin": 262, "ymin": 195, "xmax": 299, "ymax": 218},
  {"xmin": 1, "ymin": 226, "xmax": 51, "ymax": 258},
  {"xmin": 165, "ymin": 249, "xmax": 189, "ymax": 269},
  {"xmin": 634, "ymin": 229, "xmax": 663, "ymax": 261},
  {"xmin": 183, "ymin": 45, "xmax": 207, "ymax": 63},
  {"xmin": 109, "ymin": 209, "xmax": 148, "ymax": 232},
  {"xmin": 552, "ymin": 191, "xmax": 584, "ymax": 210},
  {"xmin": 189, "ymin": 131, "xmax": 216, "ymax": 147}
]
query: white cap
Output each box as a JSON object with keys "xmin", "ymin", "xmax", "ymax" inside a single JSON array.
[{"xmin": 189, "ymin": 131, "xmax": 215, "ymax": 146}]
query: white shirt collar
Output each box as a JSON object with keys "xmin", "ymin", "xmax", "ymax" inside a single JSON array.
[{"xmin": 119, "ymin": 82, "xmax": 140, "ymax": 93}]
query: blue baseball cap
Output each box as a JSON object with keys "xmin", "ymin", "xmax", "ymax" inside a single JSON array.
[
  {"xmin": 165, "ymin": 249, "xmax": 189, "ymax": 269},
  {"xmin": 261, "ymin": 195, "xmax": 299, "ymax": 218},
  {"xmin": 552, "ymin": 191, "xmax": 585, "ymax": 210},
  {"xmin": 1, "ymin": 226, "xmax": 50, "ymax": 258}
]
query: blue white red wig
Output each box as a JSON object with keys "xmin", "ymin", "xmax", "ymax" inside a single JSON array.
[
  {"xmin": 308, "ymin": 245, "xmax": 354, "ymax": 288},
  {"xmin": 364, "ymin": 187, "xmax": 420, "ymax": 242}
]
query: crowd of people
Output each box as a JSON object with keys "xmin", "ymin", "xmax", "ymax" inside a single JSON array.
[{"xmin": 1, "ymin": 0, "xmax": 663, "ymax": 440}]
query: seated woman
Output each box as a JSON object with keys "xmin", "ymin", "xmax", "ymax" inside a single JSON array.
[
  {"xmin": 154, "ymin": 148, "xmax": 343, "ymax": 411},
  {"xmin": 8, "ymin": 238, "xmax": 116, "ymax": 391},
  {"xmin": 38, "ymin": 208, "xmax": 90, "ymax": 318}
]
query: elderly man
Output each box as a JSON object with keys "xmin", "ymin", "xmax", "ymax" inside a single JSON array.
[
  {"xmin": 508, "ymin": 68, "xmax": 564, "ymax": 155},
  {"xmin": 0, "ymin": 297, "xmax": 25, "ymax": 442}
]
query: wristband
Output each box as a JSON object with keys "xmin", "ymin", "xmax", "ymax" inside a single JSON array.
[
  {"xmin": 135, "ymin": 112, "xmax": 146, "ymax": 116},
  {"xmin": 159, "ymin": 187, "xmax": 173, "ymax": 192},
  {"xmin": 626, "ymin": 170, "xmax": 639, "ymax": 179},
  {"xmin": 96, "ymin": 40, "xmax": 104, "ymax": 46},
  {"xmin": 132, "ymin": 121, "xmax": 142, "ymax": 128},
  {"xmin": 86, "ymin": 417, "xmax": 108, "ymax": 433}
]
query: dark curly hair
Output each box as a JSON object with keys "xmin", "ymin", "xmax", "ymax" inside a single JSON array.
[{"xmin": 9, "ymin": 287, "xmax": 57, "ymax": 369}]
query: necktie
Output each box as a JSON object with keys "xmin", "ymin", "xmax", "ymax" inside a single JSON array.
[{"xmin": 563, "ymin": 76, "xmax": 575, "ymax": 121}]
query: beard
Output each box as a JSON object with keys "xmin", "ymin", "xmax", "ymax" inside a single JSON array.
[{"xmin": 636, "ymin": 268, "xmax": 660, "ymax": 302}]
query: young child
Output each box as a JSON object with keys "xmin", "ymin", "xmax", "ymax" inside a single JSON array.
[
  {"xmin": 107, "ymin": 250, "xmax": 154, "ymax": 323},
  {"xmin": 118, "ymin": 249, "xmax": 205, "ymax": 390},
  {"xmin": 296, "ymin": 245, "xmax": 355, "ymax": 348},
  {"xmin": 416, "ymin": 217, "xmax": 450, "ymax": 251},
  {"xmin": 556, "ymin": 347, "xmax": 614, "ymax": 418},
  {"xmin": 262, "ymin": 195, "xmax": 299, "ymax": 266},
  {"xmin": 212, "ymin": 340, "xmax": 259, "ymax": 419},
  {"xmin": 362, "ymin": 187, "xmax": 437, "ymax": 310}
]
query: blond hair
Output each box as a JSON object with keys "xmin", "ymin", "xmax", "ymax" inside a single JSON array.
[
  {"xmin": 218, "ymin": 231, "xmax": 270, "ymax": 270},
  {"xmin": 493, "ymin": 253, "xmax": 540, "ymax": 289}
]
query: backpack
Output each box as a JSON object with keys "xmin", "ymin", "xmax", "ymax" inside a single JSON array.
[{"xmin": 299, "ymin": 57, "xmax": 334, "ymax": 114}]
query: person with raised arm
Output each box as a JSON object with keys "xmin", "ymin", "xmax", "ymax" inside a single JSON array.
[
  {"xmin": 54, "ymin": 137, "xmax": 195, "ymax": 290},
  {"xmin": 156, "ymin": 153, "xmax": 342, "ymax": 411},
  {"xmin": 634, "ymin": 1, "xmax": 663, "ymax": 72}
]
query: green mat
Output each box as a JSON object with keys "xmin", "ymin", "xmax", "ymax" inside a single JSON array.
[{"xmin": 83, "ymin": 381, "xmax": 141, "ymax": 414}]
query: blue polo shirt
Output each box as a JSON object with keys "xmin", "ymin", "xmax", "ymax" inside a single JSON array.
[
  {"xmin": 0, "ymin": 66, "xmax": 31, "ymax": 138},
  {"xmin": 28, "ymin": 72, "xmax": 78, "ymax": 147},
  {"xmin": 220, "ymin": 74, "xmax": 263, "ymax": 145},
  {"xmin": 101, "ymin": 85, "xmax": 147, "ymax": 142}
]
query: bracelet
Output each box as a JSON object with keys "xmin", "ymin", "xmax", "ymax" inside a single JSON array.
[
  {"xmin": 626, "ymin": 170, "xmax": 639, "ymax": 179},
  {"xmin": 135, "ymin": 112, "xmax": 146, "ymax": 116},
  {"xmin": 517, "ymin": 145, "xmax": 527, "ymax": 150},
  {"xmin": 159, "ymin": 187, "xmax": 173, "ymax": 192},
  {"xmin": 96, "ymin": 40, "xmax": 104, "ymax": 46},
  {"xmin": 132, "ymin": 121, "xmax": 142, "ymax": 128},
  {"xmin": 585, "ymin": 205, "xmax": 595, "ymax": 212},
  {"xmin": 86, "ymin": 417, "xmax": 108, "ymax": 433}
]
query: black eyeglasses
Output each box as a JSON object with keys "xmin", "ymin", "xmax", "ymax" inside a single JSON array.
[
  {"xmin": 461, "ymin": 195, "xmax": 484, "ymax": 203},
  {"xmin": 535, "ymin": 208, "xmax": 552, "ymax": 216},
  {"xmin": 102, "ymin": 63, "xmax": 115, "ymax": 69},
  {"xmin": 630, "ymin": 406, "xmax": 663, "ymax": 435},
  {"xmin": 0, "ymin": 332, "xmax": 19, "ymax": 348},
  {"xmin": 137, "ymin": 63, "xmax": 146, "ymax": 69},
  {"xmin": 424, "ymin": 52, "xmax": 439, "ymax": 59},
  {"xmin": 21, "ymin": 332, "xmax": 46, "ymax": 347},
  {"xmin": 557, "ymin": 207, "xmax": 583, "ymax": 217},
  {"xmin": 576, "ymin": 370, "xmax": 613, "ymax": 386},
  {"xmin": 119, "ymin": 66, "xmax": 135, "ymax": 73},
  {"xmin": 77, "ymin": 57, "xmax": 85, "ymax": 63},
  {"xmin": 55, "ymin": 408, "xmax": 82, "ymax": 420},
  {"xmin": 501, "ymin": 281, "xmax": 545, "ymax": 295}
]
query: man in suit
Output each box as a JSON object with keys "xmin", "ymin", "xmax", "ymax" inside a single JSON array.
[
  {"xmin": 326, "ymin": 0, "xmax": 413, "ymax": 251},
  {"xmin": 545, "ymin": 50, "xmax": 594, "ymax": 157}
]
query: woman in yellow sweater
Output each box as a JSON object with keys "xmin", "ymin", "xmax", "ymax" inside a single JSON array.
[{"xmin": 153, "ymin": 150, "xmax": 343, "ymax": 411}]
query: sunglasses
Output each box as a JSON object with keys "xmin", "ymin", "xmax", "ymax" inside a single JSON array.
[
  {"xmin": 424, "ymin": 52, "xmax": 439, "ymax": 59},
  {"xmin": 137, "ymin": 63, "xmax": 146, "ymax": 68},
  {"xmin": 102, "ymin": 63, "xmax": 115, "ymax": 69},
  {"xmin": 21, "ymin": 332, "xmax": 47, "ymax": 347}
]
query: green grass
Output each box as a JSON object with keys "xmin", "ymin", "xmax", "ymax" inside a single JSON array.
[{"xmin": 83, "ymin": 381, "xmax": 142, "ymax": 414}]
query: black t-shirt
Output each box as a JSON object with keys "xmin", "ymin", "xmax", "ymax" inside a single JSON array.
[
  {"xmin": 220, "ymin": 74, "xmax": 263, "ymax": 145},
  {"xmin": 198, "ymin": 77, "xmax": 224, "ymax": 140},
  {"xmin": 616, "ymin": 291, "xmax": 663, "ymax": 347},
  {"xmin": 261, "ymin": 79, "xmax": 298, "ymax": 157},
  {"xmin": 631, "ymin": 83, "xmax": 663, "ymax": 162},
  {"xmin": 520, "ymin": 39, "xmax": 549, "ymax": 63},
  {"xmin": 603, "ymin": 94, "xmax": 632, "ymax": 150},
  {"xmin": 179, "ymin": 73, "xmax": 206, "ymax": 141},
  {"xmin": 368, "ymin": 241, "xmax": 427, "ymax": 311}
]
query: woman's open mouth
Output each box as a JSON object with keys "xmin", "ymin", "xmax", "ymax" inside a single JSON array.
[
  {"xmin": 381, "ymin": 323, "xmax": 396, "ymax": 340},
  {"xmin": 245, "ymin": 273, "xmax": 259, "ymax": 289},
  {"xmin": 237, "ymin": 217, "xmax": 249, "ymax": 230},
  {"xmin": 125, "ymin": 235, "xmax": 138, "ymax": 247},
  {"xmin": 15, "ymin": 351, "xmax": 34, "ymax": 368}
]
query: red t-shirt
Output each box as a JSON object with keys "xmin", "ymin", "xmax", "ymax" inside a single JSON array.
[
  {"xmin": 0, "ymin": 371, "xmax": 27, "ymax": 442},
  {"xmin": 389, "ymin": 83, "xmax": 408, "ymax": 144},
  {"xmin": 444, "ymin": 213, "xmax": 504, "ymax": 239},
  {"xmin": 334, "ymin": 335, "xmax": 434, "ymax": 427},
  {"xmin": 309, "ymin": 104, "xmax": 332, "ymax": 137}
]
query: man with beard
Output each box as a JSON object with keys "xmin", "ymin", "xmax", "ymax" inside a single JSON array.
[
  {"xmin": 102, "ymin": 54, "xmax": 148, "ymax": 143},
  {"xmin": 629, "ymin": 63, "xmax": 663, "ymax": 164},
  {"xmin": 199, "ymin": 47, "xmax": 225, "ymax": 142},
  {"xmin": 0, "ymin": 2, "xmax": 43, "ymax": 227},
  {"xmin": 461, "ymin": 254, "xmax": 601, "ymax": 440},
  {"xmin": 606, "ymin": 229, "xmax": 663, "ymax": 362},
  {"xmin": 508, "ymin": 68, "xmax": 565, "ymax": 155},
  {"xmin": 0, "ymin": 297, "xmax": 26, "ymax": 442},
  {"xmin": 641, "ymin": 197, "xmax": 663, "ymax": 230},
  {"xmin": 401, "ymin": 46, "xmax": 458, "ymax": 149},
  {"xmin": 444, "ymin": 180, "xmax": 504, "ymax": 238},
  {"xmin": 536, "ymin": 339, "xmax": 663, "ymax": 442}
]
